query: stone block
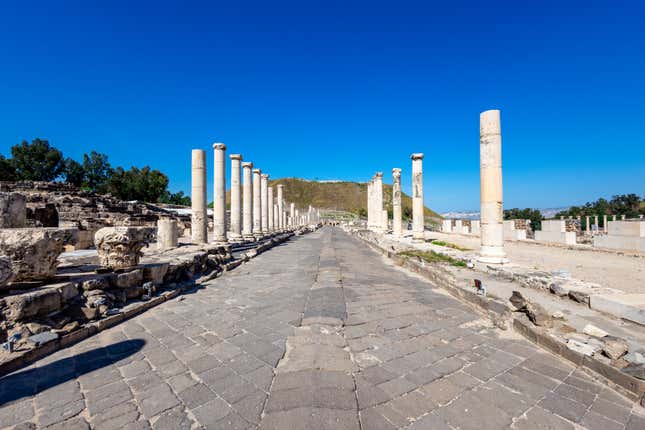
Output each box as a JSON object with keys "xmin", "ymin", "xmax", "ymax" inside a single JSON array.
[
  {"xmin": 115, "ymin": 269, "xmax": 143, "ymax": 288},
  {"xmin": 0, "ymin": 255, "xmax": 14, "ymax": 288},
  {"xmin": 0, "ymin": 228, "xmax": 78, "ymax": 283},
  {"xmin": 590, "ymin": 294, "xmax": 645, "ymax": 325},
  {"xmin": 0, "ymin": 192, "xmax": 26, "ymax": 227},
  {"xmin": 535, "ymin": 230, "xmax": 577, "ymax": 245},
  {"xmin": 94, "ymin": 226, "xmax": 155, "ymax": 269},
  {"xmin": 141, "ymin": 263, "xmax": 169, "ymax": 285},
  {"xmin": 1, "ymin": 284, "xmax": 71, "ymax": 322},
  {"xmin": 607, "ymin": 220, "xmax": 645, "ymax": 237},
  {"xmin": 593, "ymin": 235, "xmax": 645, "ymax": 253}
]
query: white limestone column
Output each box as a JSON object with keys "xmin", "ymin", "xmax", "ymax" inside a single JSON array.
[
  {"xmin": 229, "ymin": 154, "xmax": 243, "ymax": 241},
  {"xmin": 191, "ymin": 149, "xmax": 207, "ymax": 244},
  {"xmin": 157, "ymin": 218, "xmax": 178, "ymax": 250},
  {"xmin": 478, "ymin": 110, "xmax": 507, "ymax": 263},
  {"xmin": 261, "ymin": 174, "xmax": 269, "ymax": 233},
  {"xmin": 212, "ymin": 143, "xmax": 227, "ymax": 244},
  {"xmin": 273, "ymin": 203, "xmax": 279, "ymax": 231},
  {"xmin": 594, "ymin": 215, "xmax": 599, "ymax": 233},
  {"xmin": 277, "ymin": 184, "xmax": 284, "ymax": 231},
  {"xmin": 586, "ymin": 216, "xmax": 590, "ymax": 233},
  {"xmin": 290, "ymin": 203, "xmax": 295, "ymax": 227},
  {"xmin": 392, "ymin": 168, "xmax": 402, "ymax": 237},
  {"xmin": 603, "ymin": 215, "xmax": 608, "ymax": 233},
  {"xmin": 367, "ymin": 180, "xmax": 373, "ymax": 228},
  {"xmin": 242, "ymin": 162, "xmax": 254, "ymax": 241},
  {"xmin": 253, "ymin": 169, "xmax": 262, "ymax": 237},
  {"xmin": 381, "ymin": 209, "xmax": 388, "ymax": 232},
  {"xmin": 374, "ymin": 173, "xmax": 383, "ymax": 231},
  {"xmin": 411, "ymin": 154, "xmax": 425, "ymax": 241},
  {"xmin": 268, "ymin": 186, "xmax": 274, "ymax": 232}
]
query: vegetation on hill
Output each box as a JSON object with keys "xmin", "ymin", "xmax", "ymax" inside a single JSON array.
[
  {"xmin": 0, "ymin": 139, "xmax": 189, "ymax": 205},
  {"xmin": 269, "ymin": 178, "xmax": 441, "ymax": 220}
]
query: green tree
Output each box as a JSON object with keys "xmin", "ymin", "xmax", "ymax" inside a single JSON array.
[
  {"xmin": 159, "ymin": 190, "xmax": 191, "ymax": 206},
  {"xmin": 0, "ymin": 155, "xmax": 17, "ymax": 181},
  {"xmin": 504, "ymin": 208, "xmax": 543, "ymax": 231},
  {"xmin": 107, "ymin": 166, "xmax": 169, "ymax": 202},
  {"xmin": 10, "ymin": 139, "xmax": 64, "ymax": 181},
  {"xmin": 83, "ymin": 151, "xmax": 112, "ymax": 193},
  {"xmin": 63, "ymin": 158, "xmax": 85, "ymax": 186}
]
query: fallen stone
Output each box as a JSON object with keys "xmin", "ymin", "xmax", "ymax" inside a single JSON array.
[
  {"xmin": 94, "ymin": 226, "xmax": 155, "ymax": 269},
  {"xmin": 509, "ymin": 291, "xmax": 528, "ymax": 311},
  {"xmin": 568, "ymin": 290, "xmax": 590, "ymax": 305},
  {"xmin": 141, "ymin": 263, "xmax": 169, "ymax": 285},
  {"xmin": 0, "ymin": 255, "xmax": 14, "ymax": 288},
  {"xmin": 622, "ymin": 364, "xmax": 645, "ymax": 380},
  {"xmin": 567, "ymin": 339, "xmax": 599, "ymax": 356},
  {"xmin": 1, "ymin": 286, "xmax": 63, "ymax": 322},
  {"xmin": 0, "ymin": 228, "xmax": 78, "ymax": 283},
  {"xmin": 81, "ymin": 276, "xmax": 111, "ymax": 291},
  {"xmin": 115, "ymin": 269, "xmax": 143, "ymax": 288},
  {"xmin": 624, "ymin": 351, "xmax": 645, "ymax": 365},
  {"xmin": 65, "ymin": 304, "xmax": 99, "ymax": 321},
  {"xmin": 526, "ymin": 303, "xmax": 553, "ymax": 328},
  {"xmin": 602, "ymin": 337, "xmax": 628, "ymax": 360},
  {"xmin": 583, "ymin": 324, "xmax": 608, "ymax": 338},
  {"xmin": 0, "ymin": 192, "xmax": 26, "ymax": 228},
  {"xmin": 53, "ymin": 321, "xmax": 79, "ymax": 335},
  {"xmin": 28, "ymin": 331, "xmax": 59, "ymax": 347},
  {"xmin": 549, "ymin": 283, "xmax": 569, "ymax": 297},
  {"xmin": 25, "ymin": 322, "xmax": 51, "ymax": 335}
]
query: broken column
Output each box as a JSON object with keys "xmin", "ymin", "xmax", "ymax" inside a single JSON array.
[
  {"xmin": 191, "ymin": 149, "xmax": 208, "ymax": 244},
  {"xmin": 261, "ymin": 173, "xmax": 269, "ymax": 234},
  {"xmin": 392, "ymin": 168, "xmax": 402, "ymax": 236},
  {"xmin": 229, "ymin": 154, "xmax": 243, "ymax": 242},
  {"xmin": 411, "ymin": 154, "xmax": 425, "ymax": 241},
  {"xmin": 277, "ymin": 184, "xmax": 284, "ymax": 231},
  {"xmin": 242, "ymin": 162, "xmax": 254, "ymax": 241},
  {"xmin": 212, "ymin": 143, "xmax": 227, "ymax": 244},
  {"xmin": 268, "ymin": 186, "xmax": 275, "ymax": 232},
  {"xmin": 478, "ymin": 110, "xmax": 507, "ymax": 263},
  {"xmin": 253, "ymin": 169, "xmax": 262, "ymax": 238},
  {"xmin": 157, "ymin": 218, "xmax": 178, "ymax": 250},
  {"xmin": 0, "ymin": 192, "xmax": 26, "ymax": 228},
  {"xmin": 94, "ymin": 226, "xmax": 155, "ymax": 269}
]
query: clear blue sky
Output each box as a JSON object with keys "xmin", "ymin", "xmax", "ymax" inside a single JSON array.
[{"xmin": 1, "ymin": 1, "xmax": 643, "ymax": 212}]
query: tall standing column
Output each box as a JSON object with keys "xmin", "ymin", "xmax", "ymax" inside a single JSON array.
[
  {"xmin": 392, "ymin": 168, "xmax": 402, "ymax": 237},
  {"xmin": 191, "ymin": 149, "xmax": 207, "ymax": 244},
  {"xmin": 253, "ymin": 169, "xmax": 262, "ymax": 238},
  {"xmin": 229, "ymin": 154, "xmax": 243, "ymax": 242},
  {"xmin": 268, "ymin": 186, "xmax": 274, "ymax": 232},
  {"xmin": 261, "ymin": 174, "xmax": 269, "ymax": 233},
  {"xmin": 479, "ymin": 110, "xmax": 507, "ymax": 263},
  {"xmin": 290, "ymin": 203, "xmax": 295, "ymax": 227},
  {"xmin": 273, "ymin": 203, "xmax": 279, "ymax": 231},
  {"xmin": 242, "ymin": 162, "xmax": 254, "ymax": 241},
  {"xmin": 212, "ymin": 143, "xmax": 227, "ymax": 244},
  {"xmin": 374, "ymin": 173, "xmax": 384, "ymax": 231},
  {"xmin": 411, "ymin": 154, "xmax": 425, "ymax": 241},
  {"xmin": 367, "ymin": 180, "xmax": 373, "ymax": 228},
  {"xmin": 277, "ymin": 184, "xmax": 284, "ymax": 231}
]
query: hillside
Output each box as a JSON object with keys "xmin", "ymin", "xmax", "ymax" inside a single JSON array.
[{"xmin": 269, "ymin": 178, "xmax": 441, "ymax": 220}]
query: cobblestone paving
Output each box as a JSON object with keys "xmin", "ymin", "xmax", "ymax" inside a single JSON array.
[{"xmin": 1, "ymin": 227, "xmax": 644, "ymax": 429}]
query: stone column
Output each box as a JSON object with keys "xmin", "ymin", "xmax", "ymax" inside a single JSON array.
[
  {"xmin": 478, "ymin": 110, "xmax": 507, "ymax": 263},
  {"xmin": 613, "ymin": 215, "xmax": 617, "ymax": 221},
  {"xmin": 594, "ymin": 215, "xmax": 599, "ymax": 233},
  {"xmin": 229, "ymin": 154, "xmax": 243, "ymax": 242},
  {"xmin": 374, "ymin": 173, "xmax": 383, "ymax": 231},
  {"xmin": 392, "ymin": 168, "xmax": 402, "ymax": 237},
  {"xmin": 212, "ymin": 143, "xmax": 227, "ymax": 244},
  {"xmin": 586, "ymin": 216, "xmax": 590, "ymax": 233},
  {"xmin": 253, "ymin": 169, "xmax": 262, "ymax": 238},
  {"xmin": 290, "ymin": 203, "xmax": 295, "ymax": 227},
  {"xmin": 277, "ymin": 185, "xmax": 284, "ymax": 231},
  {"xmin": 411, "ymin": 154, "xmax": 425, "ymax": 241},
  {"xmin": 261, "ymin": 174, "xmax": 269, "ymax": 233},
  {"xmin": 242, "ymin": 162, "xmax": 254, "ymax": 241},
  {"xmin": 603, "ymin": 215, "xmax": 608, "ymax": 233},
  {"xmin": 367, "ymin": 180, "xmax": 373, "ymax": 228},
  {"xmin": 268, "ymin": 186, "xmax": 274, "ymax": 232},
  {"xmin": 273, "ymin": 203, "xmax": 279, "ymax": 231},
  {"xmin": 191, "ymin": 149, "xmax": 207, "ymax": 244},
  {"xmin": 622, "ymin": 214, "xmax": 626, "ymax": 220},
  {"xmin": 157, "ymin": 218, "xmax": 178, "ymax": 250},
  {"xmin": 381, "ymin": 209, "xmax": 388, "ymax": 232}
]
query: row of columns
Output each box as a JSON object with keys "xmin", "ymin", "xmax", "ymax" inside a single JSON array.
[
  {"xmin": 190, "ymin": 144, "xmax": 317, "ymax": 244},
  {"xmin": 366, "ymin": 154, "xmax": 425, "ymax": 241}
]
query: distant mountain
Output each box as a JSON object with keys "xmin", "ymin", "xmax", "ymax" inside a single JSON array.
[
  {"xmin": 269, "ymin": 177, "xmax": 442, "ymax": 219},
  {"xmin": 441, "ymin": 207, "xmax": 571, "ymax": 220}
]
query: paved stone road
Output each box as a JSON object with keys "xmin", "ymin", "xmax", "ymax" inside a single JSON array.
[{"xmin": 1, "ymin": 227, "xmax": 644, "ymax": 429}]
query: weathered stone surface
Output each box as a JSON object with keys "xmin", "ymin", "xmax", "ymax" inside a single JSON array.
[
  {"xmin": 1, "ymin": 283, "xmax": 75, "ymax": 322},
  {"xmin": 115, "ymin": 269, "xmax": 143, "ymax": 288},
  {"xmin": 549, "ymin": 283, "xmax": 569, "ymax": 297},
  {"xmin": 569, "ymin": 290, "xmax": 590, "ymax": 305},
  {"xmin": 0, "ymin": 256, "xmax": 14, "ymax": 288},
  {"xmin": 526, "ymin": 303, "xmax": 553, "ymax": 328},
  {"xmin": 509, "ymin": 290, "xmax": 528, "ymax": 310},
  {"xmin": 0, "ymin": 192, "xmax": 26, "ymax": 228},
  {"xmin": 94, "ymin": 227, "xmax": 154, "ymax": 269},
  {"xmin": 622, "ymin": 364, "xmax": 645, "ymax": 380},
  {"xmin": 80, "ymin": 276, "xmax": 111, "ymax": 291},
  {"xmin": 0, "ymin": 228, "xmax": 78, "ymax": 282},
  {"xmin": 602, "ymin": 337, "xmax": 629, "ymax": 360},
  {"xmin": 141, "ymin": 263, "xmax": 169, "ymax": 285},
  {"xmin": 624, "ymin": 351, "xmax": 645, "ymax": 365},
  {"xmin": 583, "ymin": 324, "xmax": 608, "ymax": 338}
]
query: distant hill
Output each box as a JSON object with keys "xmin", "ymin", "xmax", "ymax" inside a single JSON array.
[{"xmin": 269, "ymin": 178, "xmax": 441, "ymax": 221}]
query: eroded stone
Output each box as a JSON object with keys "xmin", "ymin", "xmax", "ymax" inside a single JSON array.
[{"xmin": 94, "ymin": 227, "xmax": 154, "ymax": 269}]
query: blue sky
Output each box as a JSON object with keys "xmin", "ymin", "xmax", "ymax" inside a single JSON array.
[{"xmin": 1, "ymin": 1, "xmax": 643, "ymax": 212}]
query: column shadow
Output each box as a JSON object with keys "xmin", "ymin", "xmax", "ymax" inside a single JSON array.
[{"xmin": 0, "ymin": 339, "xmax": 145, "ymax": 406}]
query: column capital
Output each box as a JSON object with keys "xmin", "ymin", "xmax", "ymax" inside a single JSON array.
[
  {"xmin": 212, "ymin": 142, "xmax": 226, "ymax": 150},
  {"xmin": 374, "ymin": 172, "xmax": 383, "ymax": 178},
  {"xmin": 277, "ymin": 184, "xmax": 284, "ymax": 189},
  {"xmin": 392, "ymin": 168, "xmax": 401, "ymax": 177},
  {"xmin": 261, "ymin": 173, "xmax": 269, "ymax": 179},
  {"xmin": 253, "ymin": 168, "xmax": 261, "ymax": 174},
  {"xmin": 242, "ymin": 161, "xmax": 253, "ymax": 169},
  {"xmin": 230, "ymin": 154, "xmax": 242, "ymax": 161},
  {"xmin": 411, "ymin": 153, "xmax": 424, "ymax": 160}
]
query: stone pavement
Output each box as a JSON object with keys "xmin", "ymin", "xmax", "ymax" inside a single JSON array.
[{"xmin": 1, "ymin": 227, "xmax": 644, "ymax": 429}]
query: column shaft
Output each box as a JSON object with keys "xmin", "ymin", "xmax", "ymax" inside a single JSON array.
[
  {"xmin": 212, "ymin": 143, "xmax": 227, "ymax": 243},
  {"xmin": 191, "ymin": 149, "xmax": 207, "ymax": 243},
  {"xmin": 253, "ymin": 169, "xmax": 262, "ymax": 236},
  {"xmin": 268, "ymin": 186, "xmax": 274, "ymax": 232},
  {"xmin": 411, "ymin": 154, "xmax": 424, "ymax": 240},
  {"xmin": 261, "ymin": 174, "xmax": 269, "ymax": 233},
  {"xmin": 392, "ymin": 168, "xmax": 402, "ymax": 236},
  {"xmin": 277, "ymin": 185, "xmax": 284, "ymax": 230},
  {"xmin": 229, "ymin": 154, "xmax": 242, "ymax": 241},
  {"xmin": 242, "ymin": 162, "xmax": 254, "ymax": 240}
]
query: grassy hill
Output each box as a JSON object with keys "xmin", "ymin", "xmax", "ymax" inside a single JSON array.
[{"xmin": 269, "ymin": 178, "xmax": 441, "ymax": 221}]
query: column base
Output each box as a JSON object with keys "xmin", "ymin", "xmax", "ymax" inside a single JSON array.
[
  {"xmin": 478, "ymin": 255, "xmax": 509, "ymax": 264},
  {"xmin": 242, "ymin": 234, "xmax": 256, "ymax": 242}
]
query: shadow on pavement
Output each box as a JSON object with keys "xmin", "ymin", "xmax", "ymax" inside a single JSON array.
[{"xmin": 0, "ymin": 339, "xmax": 145, "ymax": 406}]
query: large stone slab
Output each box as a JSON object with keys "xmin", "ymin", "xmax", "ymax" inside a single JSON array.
[
  {"xmin": 0, "ymin": 192, "xmax": 26, "ymax": 228},
  {"xmin": 94, "ymin": 226, "xmax": 155, "ymax": 269},
  {"xmin": 0, "ymin": 228, "xmax": 78, "ymax": 283},
  {"xmin": 590, "ymin": 294, "xmax": 645, "ymax": 326}
]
